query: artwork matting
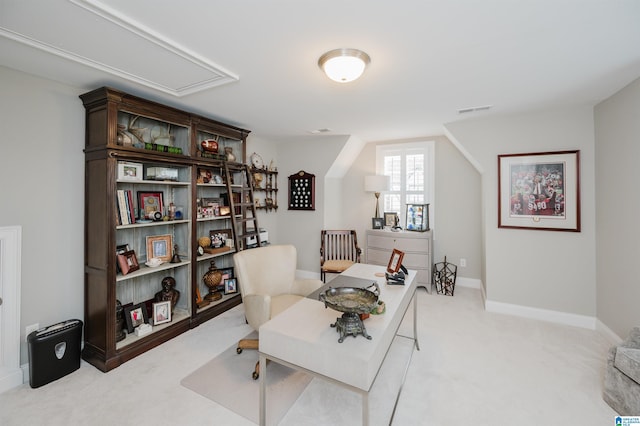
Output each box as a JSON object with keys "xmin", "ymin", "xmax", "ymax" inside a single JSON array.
[{"xmin": 498, "ymin": 150, "xmax": 580, "ymax": 232}]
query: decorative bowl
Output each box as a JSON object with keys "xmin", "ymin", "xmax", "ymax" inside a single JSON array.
[
  {"xmin": 145, "ymin": 257, "xmax": 164, "ymax": 267},
  {"xmin": 319, "ymin": 283, "xmax": 380, "ymax": 315}
]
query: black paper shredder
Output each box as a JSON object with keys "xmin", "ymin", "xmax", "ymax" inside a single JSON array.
[{"xmin": 27, "ymin": 319, "xmax": 83, "ymax": 388}]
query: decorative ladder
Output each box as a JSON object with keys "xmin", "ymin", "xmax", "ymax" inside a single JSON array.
[{"xmin": 224, "ymin": 163, "xmax": 261, "ymax": 250}]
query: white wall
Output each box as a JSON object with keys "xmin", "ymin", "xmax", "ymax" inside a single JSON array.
[
  {"xmin": 339, "ymin": 137, "xmax": 483, "ymax": 280},
  {"xmin": 246, "ymin": 136, "xmax": 280, "ymax": 242},
  {"xmin": 594, "ymin": 76, "xmax": 640, "ymax": 338},
  {"xmin": 445, "ymin": 107, "xmax": 597, "ymax": 318},
  {"xmin": 272, "ymin": 136, "xmax": 349, "ymax": 273},
  {"xmin": 0, "ymin": 66, "xmax": 85, "ymax": 364}
]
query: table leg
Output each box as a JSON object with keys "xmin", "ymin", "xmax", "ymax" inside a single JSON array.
[
  {"xmin": 259, "ymin": 353, "xmax": 266, "ymax": 426},
  {"xmin": 362, "ymin": 392, "xmax": 369, "ymax": 426},
  {"xmin": 413, "ymin": 289, "xmax": 420, "ymax": 351}
]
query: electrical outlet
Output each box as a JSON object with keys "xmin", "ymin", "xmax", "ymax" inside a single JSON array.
[
  {"xmin": 460, "ymin": 258, "xmax": 467, "ymax": 268},
  {"xmin": 25, "ymin": 323, "xmax": 39, "ymax": 342}
]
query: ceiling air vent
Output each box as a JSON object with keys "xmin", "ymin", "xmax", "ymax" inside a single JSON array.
[
  {"xmin": 457, "ymin": 105, "xmax": 492, "ymax": 114},
  {"xmin": 309, "ymin": 128, "xmax": 332, "ymax": 134}
]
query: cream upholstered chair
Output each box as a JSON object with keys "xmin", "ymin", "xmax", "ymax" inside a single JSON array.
[
  {"xmin": 233, "ymin": 244, "xmax": 323, "ymax": 379},
  {"xmin": 320, "ymin": 230, "xmax": 361, "ymax": 282}
]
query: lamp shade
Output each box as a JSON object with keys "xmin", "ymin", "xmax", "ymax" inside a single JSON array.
[
  {"xmin": 318, "ymin": 48, "xmax": 371, "ymax": 83},
  {"xmin": 364, "ymin": 175, "xmax": 390, "ymax": 193}
]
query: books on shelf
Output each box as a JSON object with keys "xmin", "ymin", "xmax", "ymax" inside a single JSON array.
[{"xmin": 116, "ymin": 189, "xmax": 136, "ymax": 225}]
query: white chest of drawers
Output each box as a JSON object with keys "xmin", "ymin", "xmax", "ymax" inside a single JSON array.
[{"xmin": 366, "ymin": 229, "xmax": 433, "ymax": 292}]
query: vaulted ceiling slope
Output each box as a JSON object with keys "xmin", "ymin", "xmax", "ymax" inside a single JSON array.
[{"xmin": 1, "ymin": 0, "xmax": 640, "ymax": 143}]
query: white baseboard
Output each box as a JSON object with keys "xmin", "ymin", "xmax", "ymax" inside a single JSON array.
[
  {"xmin": 21, "ymin": 364, "xmax": 29, "ymax": 385},
  {"xmin": 296, "ymin": 269, "xmax": 320, "ymax": 280},
  {"xmin": 455, "ymin": 277, "xmax": 482, "ymax": 290},
  {"xmin": 485, "ymin": 299, "xmax": 597, "ymax": 330},
  {"xmin": 0, "ymin": 368, "xmax": 23, "ymax": 394},
  {"xmin": 596, "ymin": 319, "xmax": 622, "ymax": 346}
]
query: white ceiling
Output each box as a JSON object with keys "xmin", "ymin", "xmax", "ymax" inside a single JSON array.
[{"xmin": 2, "ymin": 0, "xmax": 640, "ymax": 143}]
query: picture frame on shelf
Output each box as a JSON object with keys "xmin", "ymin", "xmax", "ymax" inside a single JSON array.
[
  {"xmin": 146, "ymin": 234, "xmax": 173, "ymax": 263},
  {"xmin": 152, "ymin": 301, "xmax": 171, "ymax": 325},
  {"xmin": 498, "ymin": 150, "xmax": 580, "ymax": 232},
  {"xmin": 371, "ymin": 217, "xmax": 383, "ymax": 229},
  {"xmin": 117, "ymin": 161, "xmax": 143, "ymax": 181},
  {"xmin": 220, "ymin": 267, "xmax": 235, "ymax": 282},
  {"xmin": 115, "ymin": 244, "xmax": 130, "ymax": 273},
  {"xmin": 200, "ymin": 197, "xmax": 222, "ymax": 217},
  {"xmin": 383, "ymin": 212, "xmax": 397, "ymax": 228},
  {"xmin": 117, "ymin": 250, "xmax": 139, "ymax": 275},
  {"xmin": 209, "ymin": 229, "xmax": 232, "ymax": 249},
  {"xmin": 387, "ymin": 249, "xmax": 405, "ymax": 274},
  {"xmin": 123, "ymin": 303, "xmax": 148, "ymax": 333},
  {"xmin": 224, "ymin": 278, "xmax": 238, "ymax": 295},
  {"xmin": 137, "ymin": 191, "xmax": 164, "ymax": 220}
]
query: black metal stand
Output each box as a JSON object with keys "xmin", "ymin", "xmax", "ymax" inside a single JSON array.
[{"xmin": 433, "ymin": 256, "xmax": 457, "ymax": 296}]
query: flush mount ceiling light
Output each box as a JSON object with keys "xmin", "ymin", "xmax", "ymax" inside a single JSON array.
[{"xmin": 318, "ymin": 48, "xmax": 371, "ymax": 83}]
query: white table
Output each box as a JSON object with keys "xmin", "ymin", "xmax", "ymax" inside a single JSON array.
[{"xmin": 258, "ymin": 263, "xmax": 420, "ymax": 425}]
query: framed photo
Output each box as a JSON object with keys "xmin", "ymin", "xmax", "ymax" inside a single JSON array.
[
  {"xmin": 210, "ymin": 229, "xmax": 232, "ymax": 248},
  {"xmin": 224, "ymin": 278, "xmax": 238, "ymax": 295},
  {"xmin": 200, "ymin": 197, "xmax": 222, "ymax": 216},
  {"xmin": 117, "ymin": 161, "xmax": 143, "ymax": 181},
  {"xmin": 146, "ymin": 234, "xmax": 173, "ymax": 262},
  {"xmin": 123, "ymin": 303, "xmax": 148, "ymax": 333},
  {"xmin": 152, "ymin": 301, "xmax": 171, "ymax": 325},
  {"xmin": 220, "ymin": 267, "xmax": 235, "ymax": 282},
  {"xmin": 137, "ymin": 191, "xmax": 164, "ymax": 220},
  {"xmin": 117, "ymin": 250, "xmax": 139, "ymax": 275},
  {"xmin": 384, "ymin": 212, "xmax": 397, "ymax": 228},
  {"xmin": 115, "ymin": 243, "xmax": 130, "ymax": 273},
  {"xmin": 387, "ymin": 249, "xmax": 405, "ymax": 274},
  {"xmin": 498, "ymin": 150, "xmax": 580, "ymax": 232},
  {"xmin": 371, "ymin": 217, "xmax": 383, "ymax": 229}
]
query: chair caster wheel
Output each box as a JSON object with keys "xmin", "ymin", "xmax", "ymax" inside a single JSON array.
[
  {"xmin": 236, "ymin": 347, "xmax": 243, "ymax": 354},
  {"xmin": 252, "ymin": 372, "xmax": 259, "ymax": 380}
]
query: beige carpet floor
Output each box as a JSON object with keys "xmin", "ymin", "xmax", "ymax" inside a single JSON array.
[
  {"xmin": 180, "ymin": 331, "xmax": 313, "ymax": 425},
  {"xmin": 181, "ymin": 329, "xmax": 416, "ymax": 426},
  {"xmin": 0, "ymin": 285, "xmax": 619, "ymax": 425}
]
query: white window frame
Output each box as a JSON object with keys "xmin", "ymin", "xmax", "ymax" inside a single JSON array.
[{"xmin": 376, "ymin": 141, "xmax": 434, "ymax": 229}]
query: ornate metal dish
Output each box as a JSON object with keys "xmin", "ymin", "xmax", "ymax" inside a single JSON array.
[
  {"xmin": 319, "ymin": 283, "xmax": 380, "ymax": 342},
  {"xmin": 319, "ymin": 283, "xmax": 380, "ymax": 314}
]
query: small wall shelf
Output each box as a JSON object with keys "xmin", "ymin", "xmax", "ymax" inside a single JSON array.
[{"xmin": 251, "ymin": 166, "xmax": 278, "ymax": 211}]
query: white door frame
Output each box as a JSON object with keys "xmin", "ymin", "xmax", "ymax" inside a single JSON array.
[{"xmin": 0, "ymin": 226, "xmax": 22, "ymax": 393}]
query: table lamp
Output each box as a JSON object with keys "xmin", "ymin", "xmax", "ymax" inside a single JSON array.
[{"xmin": 364, "ymin": 175, "xmax": 391, "ymax": 218}]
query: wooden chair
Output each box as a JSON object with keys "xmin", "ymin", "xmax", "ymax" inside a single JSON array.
[{"xmin": 320, "ymin": 230, "xmax": 362, "ymax": 282}]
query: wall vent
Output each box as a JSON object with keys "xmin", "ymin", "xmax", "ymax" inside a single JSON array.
[{"xmin": 457, "ymin": 105, "xmax": 492, "ymax": 114}]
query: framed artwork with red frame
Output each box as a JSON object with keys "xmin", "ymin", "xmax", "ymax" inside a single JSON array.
[{"xmin": 137, "ymin": 191, "xmax": 164, "ymax": 220}]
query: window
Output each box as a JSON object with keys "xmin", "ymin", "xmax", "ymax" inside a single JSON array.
[{"xmin": 376, "ymin": 141, "xmax": 434, "ymax": 227}]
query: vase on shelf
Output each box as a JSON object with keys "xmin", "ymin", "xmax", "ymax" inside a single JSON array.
[
  {"xmin": 225, "ymin": 147, "xmax": 236, "ymax": 162},
  {"xmin": 202, "ymin": 260, "xmax": 223, "ymax": 301}
]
